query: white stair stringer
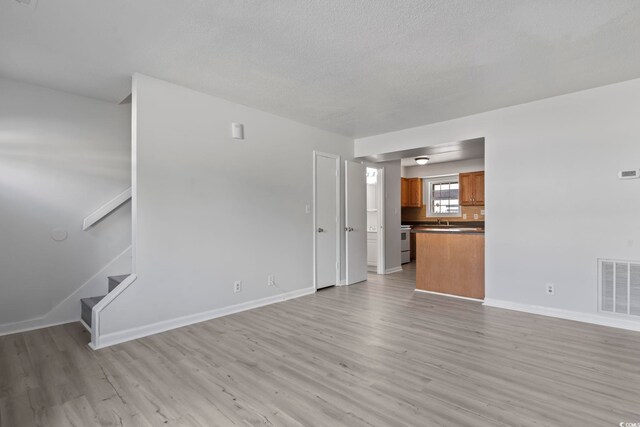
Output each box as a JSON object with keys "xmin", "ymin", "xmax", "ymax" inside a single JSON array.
[{"xmin": 0, "ymin": 246, "xmax": 132, "ymax": 337}]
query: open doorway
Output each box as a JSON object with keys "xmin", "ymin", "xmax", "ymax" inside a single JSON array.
[
  {"xmin": 357, "ymin": 137, "xmax": 485, "ymax": 297},
  {"xmin": 366, "ymin": 166, "xmax": 385, "ymax": 274},
  {"xmin": 400, "ymin": 138, "xmax": 485, "ymax": 299}
]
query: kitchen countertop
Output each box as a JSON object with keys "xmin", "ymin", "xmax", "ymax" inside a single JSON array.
[
  {"xmin": 411, "ymin": 227, "xmax": 484, "ymax": 235},
  {"xmin": 402, "ymin": 221, "xmax": 485, "ymax": 228}
]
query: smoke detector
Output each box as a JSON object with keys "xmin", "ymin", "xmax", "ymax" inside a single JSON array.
[{"xmin": 15, "ymin": 0, "xmax": 38, "ymax": 9}]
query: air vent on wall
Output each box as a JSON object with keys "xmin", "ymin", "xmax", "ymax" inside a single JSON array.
[
  {"xmin": 618, "ymin": 169, "xmax": 640, "ymax": 180},
  {"xmin": 599, "ymin": 259, "xmax": 640, "ymax": 317}
]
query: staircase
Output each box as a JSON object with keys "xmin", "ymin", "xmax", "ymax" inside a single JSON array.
[{"xmin": 80, "ymin": 274, "xmax": 130, "ymax": 329}]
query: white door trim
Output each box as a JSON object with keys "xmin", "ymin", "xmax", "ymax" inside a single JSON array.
[
  {"xmin": 313, "ymin": 151, "xmax": 341, "ymax": 291},
  {"xmin": 376, "ymin": 166, "xmax": 386, "ymax": 275}
]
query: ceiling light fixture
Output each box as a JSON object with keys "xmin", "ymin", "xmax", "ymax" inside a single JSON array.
[{"xmin": 415, "ymin": 156, "xmax": 429, "ymax": 166}]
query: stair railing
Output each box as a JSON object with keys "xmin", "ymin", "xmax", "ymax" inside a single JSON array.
[{"xmin": 83, "ymin": 187, "xmax": 132, "ymax": 230}]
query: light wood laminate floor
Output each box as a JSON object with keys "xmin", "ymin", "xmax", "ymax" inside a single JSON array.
[{"xmin": 2, "ymin": 263, "xmax": 640, "ymax": 426}]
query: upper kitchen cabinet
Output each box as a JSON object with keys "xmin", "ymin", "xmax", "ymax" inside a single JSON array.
[
  {"xmin": 401, "ymin": 178, "xmax": 410, "ymax": 207},
  {"xmin": 459, "ymin": 171, "xmax": 485, "ymax": 206},
  {"xmin": 401, "ymin": 177, "xmax": 422, "ymax": 208}
]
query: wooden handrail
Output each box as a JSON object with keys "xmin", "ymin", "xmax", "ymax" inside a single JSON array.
[{"xmin": 82, "ymin": 187, "xmax": 132, "ymax": 230}]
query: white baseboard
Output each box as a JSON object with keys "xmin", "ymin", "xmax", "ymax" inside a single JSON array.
[
  {"xmin": 483, "ymin": 298, "xmax": 640, "ymax": 333},
  {"xmin": 0, "ymin": 318, "xmax": 76, "ymax": 337},
  {"xmin": 384, "ymin": 266, "xmax": 403, "ymax": 274},
  {"xmin": 92, "ymin": 287, "xmax": 316, "ymax": 349},
  {"xmin": 0, "ymin": 246, "xmax": 132, "ymax": 337},
  {"xmin": 415, "ymin": 289, "xmax": 483, "ymax": 302}
]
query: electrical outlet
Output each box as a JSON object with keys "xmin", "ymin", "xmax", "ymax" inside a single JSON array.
[
  {"xmin": 234, "ymin": 280, "xmax": 242, "ymax": 293},
  {"xmin": 268, "ymin": 275, "xmax": 276, "ymax": 287},
  {"xmin": 481, "ymin": 209, "xmax": 485, "ymax": 215},
  {"xmin": 463, "ymin": 213, "xmax": 467, "ymax": 220},
  {"xmin": 473, "ymin": 214, "xmax": 479, "ymax": 220},
  {"xmin": 546, "ymin": 283, "xmax": 555, "ymax": 295}
]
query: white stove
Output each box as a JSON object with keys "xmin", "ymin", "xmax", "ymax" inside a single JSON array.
[{"xmin": 400, "ymin": 225, "xmax": 411, "ymax": 264}]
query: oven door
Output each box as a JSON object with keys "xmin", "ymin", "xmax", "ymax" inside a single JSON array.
[{"xmin": 400, "ymin": 229, "xmax": 410, "ymax": 251}]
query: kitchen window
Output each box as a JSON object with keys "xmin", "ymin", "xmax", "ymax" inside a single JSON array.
[{"xmin": 425, "ymin": 175, "xmax": 460, "ymax": 217}]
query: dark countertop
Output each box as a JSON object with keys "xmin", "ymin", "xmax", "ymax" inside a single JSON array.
[
  {"xmin": 402, "ymin": 220, "xmax": 485, "ymax": 228},
  {"xmin": 411, "ymin": 227, "xmax": 485, "ymax": 235}
]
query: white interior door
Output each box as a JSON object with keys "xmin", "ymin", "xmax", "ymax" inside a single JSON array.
[
  {"xmin": 345, "ymin": 161, "xmax": 367, "ymax": 285},
  {"xmin": 315, "ymin": 152, "xmax": 339, "ymax": 289}
]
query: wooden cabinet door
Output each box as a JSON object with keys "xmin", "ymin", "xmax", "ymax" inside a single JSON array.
[
  {"xmin": 401, "ymin": 178, "xmax": 410, "ymax": 207},
  {"xmin": 459, "ymin": 173, "xmax": 474, "ymax": 206},
  {"xmin": 408, "ymin": 178, "xmax": 422, "ymax": 207},
  {"xmin": 459, "ymin": 171, "xmax": 485, "ymax": 206},
  {"xmin": 473, "ymin": 172, "xmax": 485, "ymax": 205}
]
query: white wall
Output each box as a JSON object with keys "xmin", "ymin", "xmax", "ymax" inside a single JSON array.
[
  {"xmin": 99, "ymin": 75, "xmax": 353, "ymax": 339},
  {"xmin": 403, "ymin": 158, "xmax": 484, "ymax": 178},
  {"xmin": 356, "ymin": 78, "xmax": 640, "ymax": 320},
  {"xmin": 0, "ymin": 77, "xmax": 131, "ymax": 334}
]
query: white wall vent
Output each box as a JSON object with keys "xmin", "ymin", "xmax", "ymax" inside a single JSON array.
[
  {"xmin": 618, "ymin": 169, "xmax": 640, "ymax": 180},
  {"xmin": 599, "ymin": 259, "xmax": 640, "ymax": 316}
]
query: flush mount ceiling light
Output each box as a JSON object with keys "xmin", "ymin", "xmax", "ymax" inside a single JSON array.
[{"xmin": 415, "ymin": 156, "xmax": 430, "ymax": 166}]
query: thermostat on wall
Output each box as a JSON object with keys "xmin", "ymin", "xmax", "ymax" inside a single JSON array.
[{"xmin": 618, "ymin": 169, "xmax": 640, "ymax": 180}]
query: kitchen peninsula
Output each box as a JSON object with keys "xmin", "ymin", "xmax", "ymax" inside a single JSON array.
[{"xmin": 413, "ymin": 228, "xmax": 485, "ymax": 299}]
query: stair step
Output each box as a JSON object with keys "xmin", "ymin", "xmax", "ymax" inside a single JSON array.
[
  {"xmin": 81, "ymin": 296, "xmax": 105, "ymax": 328},
  {"xmin": 108, "ymin": 274, "xmax": 130, "ymax": 293}
]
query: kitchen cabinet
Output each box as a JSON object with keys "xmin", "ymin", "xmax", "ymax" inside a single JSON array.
[
  {"xmin": 459, "ymin": 171, "xmax": 484, "ymax": 206},
  {"xmin": 401, "ymin": 178, "xmax": 410, "ymax": 207},
  {"xmin": 401, "ymin": 178, "xmax": 422, "ymax": 208},
  {"xmin": 415, "ymin": 231, "xmax": 485, "ymax": 299}
]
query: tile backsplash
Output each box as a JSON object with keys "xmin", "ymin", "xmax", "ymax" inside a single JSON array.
[{"xmin": 401, "ymin": 204, "xmax": 485, "ymax": 222}]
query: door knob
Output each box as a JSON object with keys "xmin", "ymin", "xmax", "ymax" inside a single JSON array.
[{"xmin": 317, "ymin": 227, "xmax": 324, "ymax": 233}]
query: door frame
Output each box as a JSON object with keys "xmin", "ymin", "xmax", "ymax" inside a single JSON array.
[
  {"xmin": 375, "ymin": 166, "xmax": 386, "ymax": 275},
  {"xmin": 365, "ymin": 164, "xmax": 387, "ymax": 275},
  {"xmin": 313, "ymin": 151, "xmax": 341, "ymax": 291}
]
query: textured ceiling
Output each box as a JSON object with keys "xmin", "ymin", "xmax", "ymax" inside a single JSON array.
[{"xmin": 2, "ymin": 0, "xmax": 640, "ymax": 138}]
